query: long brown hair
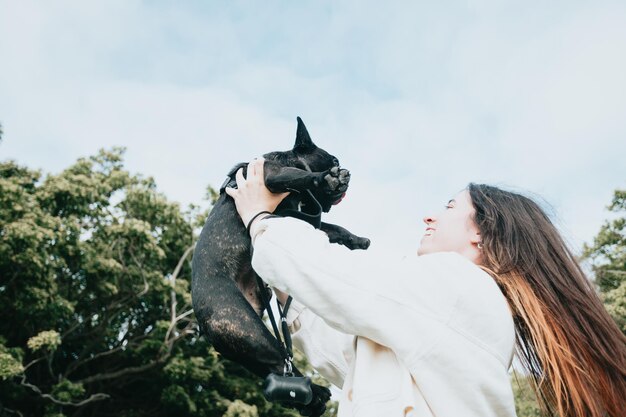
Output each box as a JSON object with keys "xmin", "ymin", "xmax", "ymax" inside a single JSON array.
[{"xmin": 467, "ymin": 183, "xmax": 626, "ymax": 417}]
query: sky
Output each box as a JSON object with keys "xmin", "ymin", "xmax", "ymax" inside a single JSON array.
[{"xmin": 1, "ymin": 0, "xmax": 625, "ymax": 261}]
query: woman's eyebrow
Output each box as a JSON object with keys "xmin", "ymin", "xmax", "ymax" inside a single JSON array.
[{"xmin": 447, "ymin": 199, "xmax": 456, "ymax": 205}]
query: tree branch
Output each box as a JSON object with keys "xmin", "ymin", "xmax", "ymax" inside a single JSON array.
[
  {"xmin": 64, "ymin": 332, "xmax": 153, "ymax": 378},
  {"xmin": 164, "ymin": 309, "xmax": 194, "ymax": 343},
  {"xmin": 0, "ymin": 406, "xmax": 24, "ymax": 417},
  {"xmin": 164, "ymin": 245, "xmax": 195, "ymax": 344},
  {"xmin": 128, "ymin": 246, "xmax": 150, "ymax": 298},
  {"xmin": 22, "ymin": 357, "xmax": 45, "ymax": 372},
  {"xmin": 61, "ymin": 319, "xmax": 83, "ymax": 339},
  {"xmin": 20, "ymin": 375, "xmax": 109, "ymax": 407},
  {"xmin": 171, "ymin": 244, "xmax": 196, "ymax": 283},
  {"xmin": 76, "ymin": 356, "xmax": 167, "ymax": 385},
  {"xmin": 68, "ymin": 244, "xmax": 196, "ymax": 387}
]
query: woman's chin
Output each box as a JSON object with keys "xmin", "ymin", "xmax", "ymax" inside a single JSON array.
[{"xmin": 418, "ymin": 236, "xmax": 434, "ymax": 256}]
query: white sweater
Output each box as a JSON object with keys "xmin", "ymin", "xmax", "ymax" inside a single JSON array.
[{"xmin": 251, "ymin": 216, "xmax": 517, "ymax": 417}]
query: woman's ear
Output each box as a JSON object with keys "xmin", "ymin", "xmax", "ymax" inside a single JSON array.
[{"xmin": 470, "ymin": 232, "xmax": 481, "ymax": 245}]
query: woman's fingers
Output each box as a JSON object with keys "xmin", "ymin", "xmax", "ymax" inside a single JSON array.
[
  {"xmin": 228, "ymin": 159, "xmax": 263, "ymax": 196},
  {"xmin": 224, "ymin": 157, "xmax": 290, "ymax": 229},
  {"xmin": 237, "ymin": 166, "xmax": 246, "ymax": 184},
  {"xmin": 250, "ymin": 158, "xmax": 264, "ymax": 183}
]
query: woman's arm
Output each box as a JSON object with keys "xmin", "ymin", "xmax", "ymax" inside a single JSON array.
[{"xmin": 251, "ymin": 216, "xmax": 462, "ymax": 366}]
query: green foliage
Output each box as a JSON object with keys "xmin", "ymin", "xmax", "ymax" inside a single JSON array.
[
  {"xmin": 27, "ymin": 330, "xmax": 62, "ymax": 352},
  {"xmin": 0, "ymin": 149, "xmax": 307, "ymax": 416},
  {"xmin": 0, "ymin": 337, "xmax": 24, "ymax": 380},
  {"xmin": 0, "ymin": 352, "xmax": 24, "ymax": 379},
  {"xmin": 583, "ymin": 189, "xmax": 626, "ymax": 333},
  {"xmin": 51, "ymin": 380, "xmax": 86, "ymax": 402},
  {"xmin": 511, "ymin": 372, "xmax": 542, "ymax": 417},
  {"xmin": 602, "ymin": 282, "xmax": 626, "ymax": 333},
  {"xmin": 223, "ymin": 399, "xmax": 259, "ymax": 417},
  {"xmin": 161, "ymin": 384, "xmax": 197, "ymax": 415}
]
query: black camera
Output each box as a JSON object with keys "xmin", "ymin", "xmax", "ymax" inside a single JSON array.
[{"xmin": 263, "ymin": 373, "xmax": 313, "ymax": 405}]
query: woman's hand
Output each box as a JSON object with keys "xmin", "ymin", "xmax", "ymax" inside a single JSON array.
[
  {"xmin": 273, "ymin": 288, "xmax": 291, "ymax": 306},
  {"xmin": 224, "ymin": 158, "xmax": 290, "ymax": 227}
]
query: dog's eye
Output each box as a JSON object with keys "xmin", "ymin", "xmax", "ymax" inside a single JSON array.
[{"xmin": 333, "ymin": 158, "xmax": 339, "ymax": 166}]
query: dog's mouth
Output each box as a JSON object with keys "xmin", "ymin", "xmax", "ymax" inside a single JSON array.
[{"xmin": 332, "ymin": 192, "xmax": 346, "ymax": 205}]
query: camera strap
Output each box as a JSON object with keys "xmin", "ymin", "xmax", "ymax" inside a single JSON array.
[
  {"xmin": 256, "ymin": 277, "xmax": 315, "ymax": 406},
  {"xmin": 255, "ymin": 274, "xmax": 295, "ymax": 374}
]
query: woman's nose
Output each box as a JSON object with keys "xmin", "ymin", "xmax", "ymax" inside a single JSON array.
[{"xmin": 423, "ymin": 216, "xmax": 435, "ymax": 225}]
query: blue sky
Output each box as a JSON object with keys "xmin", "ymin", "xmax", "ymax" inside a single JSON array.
[{"xmin": 1, "ymin": 0, "xmax": 625, "ymax": 260}]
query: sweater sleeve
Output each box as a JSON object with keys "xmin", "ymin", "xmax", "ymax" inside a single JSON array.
[{"xmin": 250, "ymin": 216, "xmax": 468, "ymax": 367}]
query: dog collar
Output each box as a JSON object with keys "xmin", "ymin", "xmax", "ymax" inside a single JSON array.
[{"xmin": 219, "ymin": 162, "xmax": 248, "ymax": 194}]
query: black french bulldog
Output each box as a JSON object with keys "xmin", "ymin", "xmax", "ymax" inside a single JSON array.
[{"xmin": 191, "ymin": 117, "xmax": 369, "ymax": 417}]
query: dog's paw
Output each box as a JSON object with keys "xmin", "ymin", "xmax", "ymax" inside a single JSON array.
[
  {"xmin": 322, "ymin": 167, "xmax": 350, "ymax": 193},
  {"xmin": 349, "ymin": 236, "xmax": 371, "ymax": 250},
  {"xmin": 337, "ymin": 235, "xmax": 370, "ymax": 250},
  {"xmin": 295, "ymin": 384, "xmax": 331, "ymax": 417}
]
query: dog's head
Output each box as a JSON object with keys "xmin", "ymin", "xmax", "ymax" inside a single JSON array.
[{"xmin": 263, "ymin": 117, "xmax": 348, "ymax": 213}]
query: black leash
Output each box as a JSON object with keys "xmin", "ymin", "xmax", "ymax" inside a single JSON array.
[
  {"xmin": 255, "ymin": 274, "xmax": 295, "ymax": 372},
  {"xmin": 277, "ymin": 296, "xmax": 294, "ymax": 358},
  {"xmin": 256, "ymin": 276, "xmax": 314, "ymax": 406}
]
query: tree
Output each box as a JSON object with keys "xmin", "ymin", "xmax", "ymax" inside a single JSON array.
[
  {"xmin": 583, "ymin": 189, "xmax": 626, "ymax": 334},
  {"xmin": 0, "ymin": 148, "xmax": 325, "ymax": 416},
  {"xmin": 511, "ymin": 372, "xmax": 542, "ymax": 417}
]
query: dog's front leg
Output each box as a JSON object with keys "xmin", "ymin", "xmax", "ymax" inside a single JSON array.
[
  {"xmin": 264, "ymin": 166, "xmax": 326, "ymax": 192},
  {"xmin": 320, "ymin": 222, "xmax": 371, "ymax": 250},
  {"xmin": 264, "ymin": 162, "xmax": 349, "ymax": 194}
]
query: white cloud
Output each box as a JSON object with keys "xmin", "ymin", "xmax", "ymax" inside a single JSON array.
[{"xmin": 1, "ymin": 0, "xmax": 624, "ymax": 262}]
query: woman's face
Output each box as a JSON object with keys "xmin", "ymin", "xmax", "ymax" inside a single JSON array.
[{"xmin": 417, "ymin": 190, "xmax": 482, "ymax": 262}]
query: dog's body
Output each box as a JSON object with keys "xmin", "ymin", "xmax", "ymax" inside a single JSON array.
[{"xmin": 191, "ymin": 118, "xmax": 369, "ymax": 416}]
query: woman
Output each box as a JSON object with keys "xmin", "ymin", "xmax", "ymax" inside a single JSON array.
[{"xmin": 225, "ymin": 158, "xmax": 626, "ymax": 417}]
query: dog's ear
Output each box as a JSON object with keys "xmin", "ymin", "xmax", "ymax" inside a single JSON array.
[{"xmin": 293, "ymin": 117, "xmax": 317, "ymax": 153}]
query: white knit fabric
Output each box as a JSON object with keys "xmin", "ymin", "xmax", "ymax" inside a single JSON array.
[{"xmin": 252, "ymin": 216, "xmax": 517, "ymax": 417}]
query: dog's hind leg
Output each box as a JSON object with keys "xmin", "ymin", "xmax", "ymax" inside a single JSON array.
[{"xmin": 196, "ymin": 285, "xmax": 288, "ymax": 378}]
